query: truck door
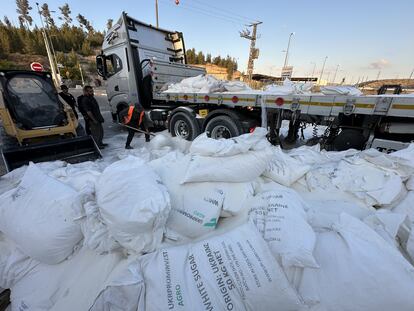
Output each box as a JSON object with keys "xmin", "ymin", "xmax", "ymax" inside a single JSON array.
[{"xmin": 104, "ymin": 49, "xmax": 130, "ymax": 108}]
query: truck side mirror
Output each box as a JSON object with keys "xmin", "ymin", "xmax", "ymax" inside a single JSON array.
[{"xmin": 96, "ymin": 55, "xmax": 106, "ymax": 80}]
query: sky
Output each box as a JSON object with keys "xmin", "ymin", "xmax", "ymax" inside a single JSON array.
[{"xmin": 2, "ymin": 0, "xmax": 414, "ymax": 83}]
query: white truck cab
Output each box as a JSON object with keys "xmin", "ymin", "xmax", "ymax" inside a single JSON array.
[{"xmin": 97, "ymin": 12, "xmax": 205, "ymax": 122}]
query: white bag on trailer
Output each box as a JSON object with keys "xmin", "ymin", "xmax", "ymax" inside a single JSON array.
[
  {"xmin": 299, "ymin": 213, "xmax": 414, "ymax": 311},
  {"xmin": 0, "ymin": 163, "xmax": 82, "ymax": 264},
  {"xmin": 139, "ymin": 223, "xmax": 303, "ymax": 311},
  {"xmin": 96, "ymin": 156, "xmax": 171, "ymax": 254}
]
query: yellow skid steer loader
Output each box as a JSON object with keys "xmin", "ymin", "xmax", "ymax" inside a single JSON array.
[{"xmin": 0, "ymin": 70, "xmax": 102, "ymax": 172}]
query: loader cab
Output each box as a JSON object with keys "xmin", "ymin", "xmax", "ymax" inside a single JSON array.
[{"xmin": 0, "ymin": 71, "xmax": 67, "ymax": 130}]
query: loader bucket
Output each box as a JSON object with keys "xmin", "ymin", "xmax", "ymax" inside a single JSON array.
[{"xmin": 1, "ymin": 136, "xmax": 102, "ymax": 172}]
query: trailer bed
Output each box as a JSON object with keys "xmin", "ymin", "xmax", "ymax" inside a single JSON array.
[{"xmin": 155, "ymin": 91, "xmax": 414, "ymax": 118}]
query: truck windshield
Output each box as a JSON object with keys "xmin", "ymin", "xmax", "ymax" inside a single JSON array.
[{"xmin": 6, "ymin": 74, "xmax": 66, "ymax": 129}]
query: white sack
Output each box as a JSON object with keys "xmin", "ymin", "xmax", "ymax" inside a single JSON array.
[
  {"xmin": 320, "ymin": 86, "xmax": 363, "ymax": 96},
  {"xmin": 96, "ymin": 156, "xmax": 171, "ymax": 253},
  {"xmin": 306, "ymin": 200, "xmax": 374, "ymax": 230},
  {"xmin": 299, "ymin": 213, "xmax": 414, "ymax": 311},
  {"xmin": 263, "ymin": 146, "xmax": 311, "ymax": 186},
  {"xmin": 182, "ymin": 148, "xmax": 273, "ymax": 183},
  {"xmin": 407, "ymin": 175, "xmax": 414, "ymax": 191},
  {"xmin": 0, "ymin": 163, "xmax": 82, "ymax": 264},
  {"xmin": 249, "ymin": 190, "xmax": 318, "ymax": 268},
  {"xmin": 139, "ymin": 223, "xmax": 303, "ymax": 311},
  {"xmin": 10, "ymin": 248, "xmax": 122, "ymax": 311},
  {"xmin": 363, "ymin": 211, "xmax": 408, "ymax": 248},
  {"xmin": 91, "ymin": 258, "xmax": 145, "ymax": 311},
  {"xmin": 0, "ymin": 236, "xmax": 39, "ymax": 289},
  {"xmin": 223, "ymin": 81, "xmax": 252, "ymax": 92},
  {"xmin": 332, "ymin": 158, "xmax": 404, "ymax": 206},
  {"xmin": 189, "ymin": 127, "xmax": 269, "ymax": 157},
  {"xmin": 150, "ymin": 152, "xmax": 255, "ymax": 238}
]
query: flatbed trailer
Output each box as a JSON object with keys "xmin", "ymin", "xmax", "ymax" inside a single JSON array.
[{"xmin": 98, "ymin": 12, "xmax": 414, "ymax": 152}]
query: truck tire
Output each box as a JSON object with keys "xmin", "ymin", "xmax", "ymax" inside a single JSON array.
[
  {"xmin": 205, "ymin": 115, "xmax": 242, "ymax": 139},
  {"xmin": 333, "ymin": 129, "xmax": 366, "ymax": 151},
  {"xmin": 169, "ymin": 112, "xmax": 200, "ymax": 141}
]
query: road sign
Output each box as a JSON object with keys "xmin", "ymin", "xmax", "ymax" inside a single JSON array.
[
  {"xmin": 30, "ymin": 62, "xmax": 43, "ymax": 72},
  {"xmin": 281, "ymin": 66, "xmax": 293, "ymax": 79}
]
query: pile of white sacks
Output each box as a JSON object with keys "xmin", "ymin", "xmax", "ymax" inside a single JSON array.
[
  {"xmin": 1, "ymin": 128, "xmax": 414, "ymax": 311},
  {"xmin": 165, "ymin": 74, "xmax": 364, "ymax": 96}
]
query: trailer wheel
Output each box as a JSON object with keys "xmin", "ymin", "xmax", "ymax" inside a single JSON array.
[
  {"xmin": 333, "ymin": 129, "xmax": 366, "ymax": 151},
  {"xmin": 169, "ymin": 112, "xmax": 200, "ymax": 140},
  {"xmin": 205, "ymin": 115, "xmax": 241, "ymax": 139}
]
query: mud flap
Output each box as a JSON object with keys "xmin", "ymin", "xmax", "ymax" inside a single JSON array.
[{"xmin": 1, "ymin": 136, "xmax": 102, "ymax": 172}]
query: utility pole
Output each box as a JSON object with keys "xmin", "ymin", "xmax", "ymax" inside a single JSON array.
[
  {"xmin": 409, "ymin": 68, "xmax": 414, "ymax": 80},
  {"xmin": 282, "ymin": 32, "xmax": 295, "ymax": 69},
  {"xmin": 318, "ymin": 56, "xmax": 328, "ymax": 85},
  {"xmin": 79, "ymin": 63, "xmax": 85, "ymax": 86},
  {"xmin": 376, "ymin": 70, "xmax": 381, "ymax": 80},
  {"xmin": 35, "ymin": 2, "xmax": 60, "ymax": 88},
  {"xmin": 240, "ymin": 21, "xmax": 262, "ymax": 83},
  {"xmin": 155, "ymin": 0, "xmax": 159, "ymax": 28},
  {"xmin": 310, "ymin": 62, "xmax": 316, "ymax": 80},
  {"xmin": 332, "ymin": 64, "xmax": 340, "ymax": 84}
]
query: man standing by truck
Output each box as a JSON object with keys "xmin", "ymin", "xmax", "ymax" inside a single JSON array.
[
  {"xmin": 59, "ymin": 85, "xmax": 78, "ymax": 119},
  {"xmin": 119, "ymin": 103, "xmax": 150, "ymax": 149},
  {"xmin": 79, "ymin": 86, "xmax": 107, "ymax": 148}
]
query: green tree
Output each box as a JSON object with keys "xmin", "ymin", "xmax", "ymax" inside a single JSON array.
[
  {"xmin": 196, "ymin": 51, "xmax": 205, "ymax": 64},
  {"xmin": 41, "ymin": 3, "xmax": 56, "ymax": 28},
  {"xmin": 15, "ymin": 0, "xmax": 33, "ymax": 28},
  {"xmin": 206, "ymin": 53, "xmax": 212, "ymax": 63},
  {"xmin": 80, "ymin": 40, "xmax": 92, "ymax": 56},
  {"xmin": 77, "ymin": 14, "xmax": 93, "ymax": 33},
  {"xmin": 3, "ymin": 16, "xmax": 12, "ymax": 28},
  {"xmin": 58, "ymin": 3, "xmax": 72, "ymax": 25}
]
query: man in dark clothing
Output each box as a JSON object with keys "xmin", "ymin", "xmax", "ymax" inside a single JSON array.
[
  {"xmin": 119, "ymin": 103, "xmax": 150, "ymax": 149},
  {"xmin": 59, "ymin": 85, "xmax": 78, "ymax": 119},
  {"xmin": 79, "ymin": 85, "xmax": 107, "ymax": 148},
  {"xmin": 76, "ymin": 90, "xmax": 91, "ymax": 135}
]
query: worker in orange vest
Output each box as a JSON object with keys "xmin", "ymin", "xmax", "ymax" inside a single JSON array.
[{"xmin": 119, "ymin": 103, "xmax": 150, "ymax": 149}]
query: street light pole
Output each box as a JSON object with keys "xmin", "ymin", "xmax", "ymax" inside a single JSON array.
[
  {"xmin": 310, "ymin": 62, "xmax": 316, "ymax": 79},
  {"xmin": 35, "ymin": 2, "xmax": 60, "ymax": 88},
  {"xmin": 155, "ymin": 0, "xmax": 159, "ymax": 28},
  {"xmin": 319, "ymin": 56, "xmax": 328, "ymax": 85},
  {"xmin": 283, "ymin": 32, "xmax": 294, "ymax": 68},
  {"xmin": 409, "ymin": 68, "xmax": 414, "ymax": 80}
]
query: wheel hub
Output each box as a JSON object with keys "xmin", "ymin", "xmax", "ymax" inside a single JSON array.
[
  {"xmin": 174, "ymin": 120, "xmax": 189, "ymax": 139},
  {"xmin": 211, "ymin": 125, "xmax": 231, "ymax": 139}
]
